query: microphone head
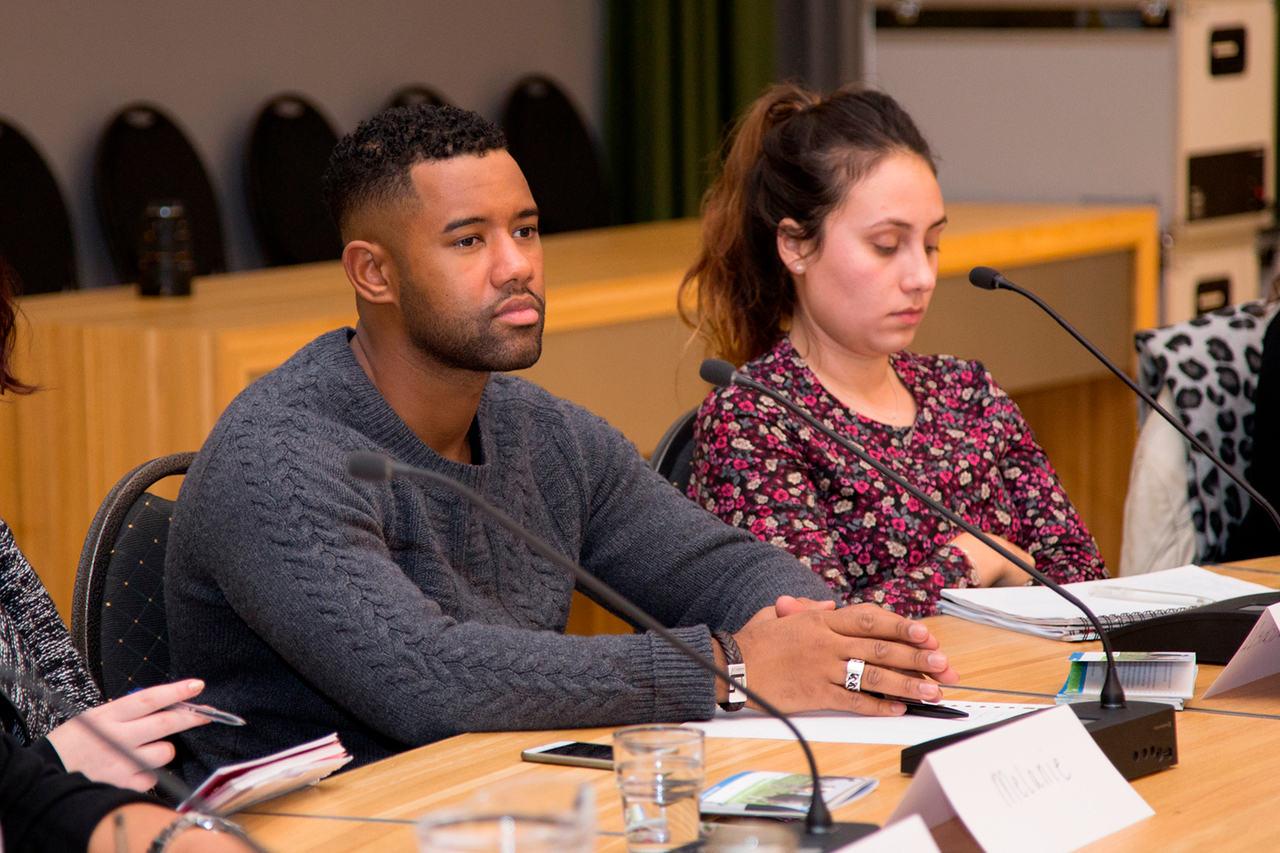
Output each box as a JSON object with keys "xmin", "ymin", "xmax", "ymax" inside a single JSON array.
[
  {"xmin": 700, "ymin": 358, "xmax": 737, "ymax": 388},
  {"xmin": 969, "ymin": 266, "xmax": 1003, "ymax": 290},
  {"xmin": 346, "ymin": 451, "xmax": 394, "ymax": 481}
]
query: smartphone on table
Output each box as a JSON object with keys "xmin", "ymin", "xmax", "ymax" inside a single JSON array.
[{"xmin": 520, "ymin": 740, "xmax": 614, "ymax": 770}]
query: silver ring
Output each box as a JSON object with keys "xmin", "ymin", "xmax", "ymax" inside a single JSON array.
[{"xmin": 845, "ymin": 658, "xmax": 866, "ymax": 692}]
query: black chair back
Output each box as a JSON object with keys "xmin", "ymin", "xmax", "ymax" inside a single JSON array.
[
  {"xmin": 246, "ymin": 94, "xmax": 343, "ymax": 267},
  {"xmin": 94, "ymin": 104, "xmax": 225, "ymax": 285},
  {"xmin": 384, "ymin": 85, "xmax": 451, "ymax": 111},
  {"xmin": 0, "ymin": 119, "xmax": 76, "ymax": 293},
  {"xmin": 501, "ymin": 75, "xmax": 609, "ymax": 235},
  {"xmin": 72, "ymin": 453, "xmax": 195, "ymax": 699},
  {"xmin": 649, "ymin": 407, "xmax": 699, "ymax": 493}
]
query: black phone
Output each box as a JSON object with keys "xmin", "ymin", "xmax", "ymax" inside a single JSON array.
[{"xmin": 520, "ymin": 740, "xmax": 614, "ymax": 770}]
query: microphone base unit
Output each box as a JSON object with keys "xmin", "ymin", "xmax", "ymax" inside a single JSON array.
[
  {"xmin": 900, "ymin": 700, "xmax": 1177, "ymax": 782},
  {"xmin": 674, "ymin": 822, "xmax": 881, "ymax": 852},
  {"xmin": 1109, "ymin": 591, "xmax": 1280, "ymax": 665},
  {"xmin": 1072, "ymin": 700, "xmax": 1178, "ymax": 781},
  {"xmin": 797, "ymin": 823, "xmax": 882, "ymax": 852}
]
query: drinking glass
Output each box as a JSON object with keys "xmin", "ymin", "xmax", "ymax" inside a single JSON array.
[
  {"xmin": 416, "ymin": 778, "xmax": 594, "ymax": 852},
  {"xmin": 613, "ymin": 725, "xmax": 706, "ymax": 852}
]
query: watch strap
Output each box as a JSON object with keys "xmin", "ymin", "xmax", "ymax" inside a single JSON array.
[
  {"xmin": 147, "ymin": 813, "xmax": 246, "ymax": 853},
  {"xmin": 712, "ymin": 630, "xmax": 747, "ymax": 711}
]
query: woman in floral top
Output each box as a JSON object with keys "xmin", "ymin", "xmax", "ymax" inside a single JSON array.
[{"xmin": 680, "ymin": 84, "xmax": 1106, "ymax": 617}]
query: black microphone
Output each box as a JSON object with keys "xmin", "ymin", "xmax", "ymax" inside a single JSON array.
[
  {"xmin": 345, "ymin": 450, "xmax": 876, "ymax": 849},
  {"xmin": 700, "ymin": 358, "xmax": 1177, "ymax": 781},
  {"xmin": 969, "ymin": 265, "xmax": 1280, "ymax": 537}
]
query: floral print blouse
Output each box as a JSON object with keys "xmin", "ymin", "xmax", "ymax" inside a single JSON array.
[{"xmin": 687, "ymin": 337, "xmax": 1107, "ymax": 617}]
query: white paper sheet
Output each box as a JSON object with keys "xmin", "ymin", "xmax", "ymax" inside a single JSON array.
[
  {"xmin": 1204, "ymin": 602, "xmax": 1280, "ymax": 697},
  {"xmin": 941, "ymin": 565, "xmax": 1268, "ymax": 622},
  {"xmin": 683, "ymin": 702, "xmax": 1045, "ymax": 746}
]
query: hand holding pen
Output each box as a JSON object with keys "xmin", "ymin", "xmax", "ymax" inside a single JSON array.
[{"xmin": 46, "ymin": 679, "xmax": 230, "ymax": 791}]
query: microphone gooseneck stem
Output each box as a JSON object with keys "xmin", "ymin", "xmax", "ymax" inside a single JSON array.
[
  {"xmin": 985, "ymin": 271, "xmax": 1280, "ymax": 537},
  {"xmin": 355, "ymin": 456, "xmax": 835, "ymax": 834},
  {"xmin": 706, "ymin": 365, "xmax": 1127, "ymax": 709}
]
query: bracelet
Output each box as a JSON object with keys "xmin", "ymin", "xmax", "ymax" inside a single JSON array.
[
  {"xmin": 147, "ymin": 812, "xmax": 247, "ymax": 853},
  {"xmin": 712, "ymin": 630, "xmax": 746, "ymax": 712}
]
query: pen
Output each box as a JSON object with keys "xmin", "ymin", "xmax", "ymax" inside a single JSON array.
[
  {"xmin": 167, "ymin": 701, "xmax": 247, "ymax": 726},
  {"xmin": 1089, "ymin": 587, "xmax": 1212, "ymax": 607},
  {"xmin": 864, "ymin": 691, "xmax": 969, "ymax": 719}
]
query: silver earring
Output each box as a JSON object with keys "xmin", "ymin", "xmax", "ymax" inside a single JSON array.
[{"xmin": 794, "ymin": 264, "xmax": 804, "ymax": 273}]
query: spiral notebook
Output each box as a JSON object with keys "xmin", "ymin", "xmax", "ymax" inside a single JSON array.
[{"xmin": 938, "ymin": 565, "xmax": 1270, "ymax": 641}]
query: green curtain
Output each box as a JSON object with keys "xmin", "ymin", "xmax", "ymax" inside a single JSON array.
[{"xmin": 606, "ymin": 0, "xmax": 775, "ymax": 224}]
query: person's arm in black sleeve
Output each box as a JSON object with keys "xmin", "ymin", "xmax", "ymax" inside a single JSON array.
[{"xmin": 0, "ymin": 730, "xmax": 148, "ymax": 853}]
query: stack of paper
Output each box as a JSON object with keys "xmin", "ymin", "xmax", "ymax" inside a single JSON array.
[
  {"xmin": 180, "ymin": 733, "xmax": 352, "ymax": 815},
  {"xmin": 938, "ymin": 565, "xmax": 1270, "ymax": 641},
  {"xmin": 1055, "ymin": 651, "xmax": 1198, "ymax": 709}
]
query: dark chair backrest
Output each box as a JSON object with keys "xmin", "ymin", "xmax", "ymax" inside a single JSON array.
[
  {"xmin": 384, "ymin": 85, "xmax": 451, "ymax": 111},
  {"xmin": 246, "ymin": 94, "xmax": 343, "ymax": 267},
  {"xmin": 94, "ymin": 104, "xmax": 225, "ymax": 285},
  {"xmin": 501, "ymin": 75, "xmax": 609, "ymax": 235},
  {"xmin": 0, "ymin": 119, "xmax": 76, "ymax": 293},
  {"xmin": 649, "ymin": 407, "xmax": 699, "ymax": 493},
  {"xmin": 72, "ymin": 453, "xmax": 195, "ymax": 700}
]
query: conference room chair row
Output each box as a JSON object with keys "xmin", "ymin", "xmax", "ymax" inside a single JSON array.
[{"xmin": 0, "ymin": 76, "xmax": 608, "ymax": 296}]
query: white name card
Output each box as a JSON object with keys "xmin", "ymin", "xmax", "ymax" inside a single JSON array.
[
  {"xmin": 1204, "ymin": 602, "xmax": 1280, "ymax": 697},
  {"xmin": 834, "ymin": 814, "xmax": 940, "ymax": 853},
  {"xmin": 887, "ymin": 704, "xmax": 1153, "ymax": 853}
]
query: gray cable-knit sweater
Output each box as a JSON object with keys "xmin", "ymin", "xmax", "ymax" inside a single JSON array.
[{"xmin": 165, "ymin": 329, "xmax": 834, "ymax": 780}]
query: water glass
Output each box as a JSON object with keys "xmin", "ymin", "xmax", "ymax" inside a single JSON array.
[
  {"xmin": 416, "ymin": 778, "xmax": 594, "ymax": 852},
  {"xmin": 614, "ymin": 725, "xmax": 706, "ymax": 852}
]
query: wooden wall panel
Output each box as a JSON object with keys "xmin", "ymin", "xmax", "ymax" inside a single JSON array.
[
  {"xmin": 1011, "ymin": 374, "xmax": 1137, "ymax": 575},
  {"xmin": 1, "ymin": 209, "xmax": 1157, "ymax": 619}
]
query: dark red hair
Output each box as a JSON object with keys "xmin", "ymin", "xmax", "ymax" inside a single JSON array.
[{"xmin": 0, "ymin": 259, "xmax": 34, "ymax": 395}]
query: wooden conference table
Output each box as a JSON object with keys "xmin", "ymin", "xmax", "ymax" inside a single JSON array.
[
  {"xmin": 235, "ymin": 558, "xmax": 1280, "ymax": 853},
  {"xmin": 2, "ymin": 203, "xmax": 1158, "ymax": 618}
]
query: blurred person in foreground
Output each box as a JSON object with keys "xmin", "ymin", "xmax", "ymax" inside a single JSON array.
[{"xmin": 0, "ymin": 263, "xmax": 248, "ymax": 852}]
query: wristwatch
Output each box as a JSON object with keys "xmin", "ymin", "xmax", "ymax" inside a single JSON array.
[
  {"xmin": 712, "ymin": 630, "xmax": 747, "ymax": 712},
  {"xmin": 147, "ymin": 812, "xmax": 247, "ymax": 853}
]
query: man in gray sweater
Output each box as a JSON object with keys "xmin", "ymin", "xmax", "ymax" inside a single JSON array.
[{"xmin": 165, "ymin": 105, "xmax": 959, "ymax": 780}]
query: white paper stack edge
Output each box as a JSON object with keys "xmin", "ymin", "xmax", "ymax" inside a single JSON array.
[{"xmin": 180, "ymin": 732, "xmax": 352, "ymax": 816}]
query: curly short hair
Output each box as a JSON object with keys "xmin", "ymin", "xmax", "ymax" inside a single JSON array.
[{"xmin": 322, "ymin": 104, "xmax": 507, "ymax": 236}]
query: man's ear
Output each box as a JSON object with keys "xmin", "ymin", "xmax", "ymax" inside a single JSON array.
[
  {"xmin": 776, "ymin": 218, "xmax": 814, "ymax": 273},
  {"xmin": 343, "ymin": 240, "xmax": 397, "ymax": 305}
]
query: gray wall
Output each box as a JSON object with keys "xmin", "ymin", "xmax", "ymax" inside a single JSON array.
[
  {"xmin": 875, "ymin": 30, "xmax": 1177, "ymax": 223},
  {"xmin": 0, "ymin": 0, "xmax": 602, "ymax": 289}
]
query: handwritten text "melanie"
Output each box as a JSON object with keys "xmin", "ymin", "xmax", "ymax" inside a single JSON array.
[{"xmin": 991, "ymin": 758, "xmax": 1073, "ymax": 808}]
